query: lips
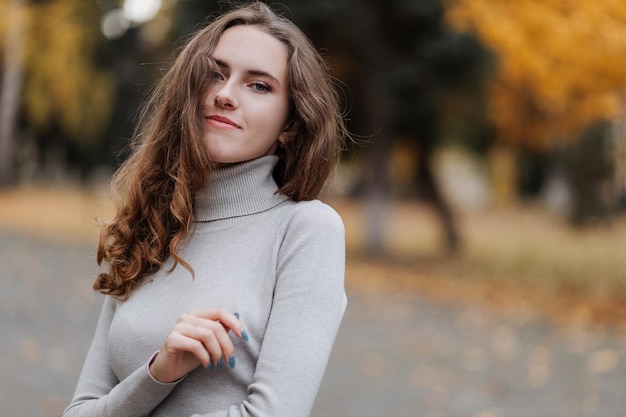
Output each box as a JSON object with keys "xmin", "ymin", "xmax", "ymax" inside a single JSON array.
[{"xmin": 206, "ymin": 115, "xmax": 241, "ymax": 129}]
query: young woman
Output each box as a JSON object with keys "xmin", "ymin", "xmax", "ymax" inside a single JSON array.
[{"xmin": 63, "ymin": 2, "xmax": 347, "ymax": 417}]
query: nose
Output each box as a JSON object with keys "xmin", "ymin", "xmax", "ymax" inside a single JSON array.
[{"xmin": 213, "ymin": 81, "xmax": 238, "ymax": 109}]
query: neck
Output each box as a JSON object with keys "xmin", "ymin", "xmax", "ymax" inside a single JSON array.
[{"xmin": 193, "ymin": 156, "xmax": 289, "ymax": 222}]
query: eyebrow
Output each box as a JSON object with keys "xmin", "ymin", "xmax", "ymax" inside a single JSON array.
[{"xmin": 214, "ymin": 58, "xmax": 281, "ymax": 86}]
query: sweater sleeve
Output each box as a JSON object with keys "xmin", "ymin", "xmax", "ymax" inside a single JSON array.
[
  {"xmin": 63, "ymin": 296, "xmax": 180, "ymax": 417},
  {"xmin": 194, "ymin": 201, "xmax": 347, "ymax": 417}
]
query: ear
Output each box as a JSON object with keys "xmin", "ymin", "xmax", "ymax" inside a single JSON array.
[
  {"xmin": 278, "ymin": 132, "xmax": 289, "ymax": 147},
  {"xmin": 278, "ymin": 118, "xmax": 297, "ymax": 145}
]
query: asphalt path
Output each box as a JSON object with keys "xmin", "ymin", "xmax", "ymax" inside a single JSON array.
[{"xmin": 2, "ymin": 231, "xmax": 626, "ymax": 417}]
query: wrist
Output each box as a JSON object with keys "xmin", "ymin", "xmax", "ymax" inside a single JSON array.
[{"xmin": 147, "ymin": 352, "xmax": 185, "ymax": 384}]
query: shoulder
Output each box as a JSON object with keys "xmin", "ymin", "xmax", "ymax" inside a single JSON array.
[
  {"xmin": 281, "ymin": 199, "xmax": 344, "ymax": 234},
  {"xmin": 275, "ymin": 200, "xmax": 345, "ymax": 270}
]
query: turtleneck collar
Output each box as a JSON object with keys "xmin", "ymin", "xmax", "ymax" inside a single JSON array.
[{"xmin": 193, "ymin": 155, "xmax": 289, "ymax": 222}]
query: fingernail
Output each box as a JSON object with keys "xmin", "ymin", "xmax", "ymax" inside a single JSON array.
[
  {"xmin": 229, "ymin": 355, "xmax": 236, "ymax": 368},
  {"xmin": 241, "ymin": 329, "xmax": 249, "ymax": 342},
  {"xmin": 234, "ymin": 312, "xmax": 240, "ymax": 319},
  {"xmin": 217, "ymin": 358, "xmax": 224, "ymax": 369},
  {"xmin": 208, "ymin": 362, "xmax": 214, "ymax": 370}
]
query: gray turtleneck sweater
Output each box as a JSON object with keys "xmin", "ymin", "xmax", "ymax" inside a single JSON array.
[{"xmin": 63, "ymin": 156, "xmax": 346, "ymax": 417}]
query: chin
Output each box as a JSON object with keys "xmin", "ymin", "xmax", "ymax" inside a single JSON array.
[{"xmin": 208, "ymin": 155, "xmax": 248, "ymax": 165}]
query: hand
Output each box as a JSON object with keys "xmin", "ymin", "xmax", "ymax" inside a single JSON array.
[{"xmin": 149, "ymin": 308, "xmax": 248, "ymax": 383}]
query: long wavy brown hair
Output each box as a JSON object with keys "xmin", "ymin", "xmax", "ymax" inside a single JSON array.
[{"xmin": 94, "ymin": 2, "xmax": 347, "ymax": 300}]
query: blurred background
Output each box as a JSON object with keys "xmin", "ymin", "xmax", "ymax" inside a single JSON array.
[{"xmin": 2, "ymin": 0, "xmax": 626, "ymax": 416}]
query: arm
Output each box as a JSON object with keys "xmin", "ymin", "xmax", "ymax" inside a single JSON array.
[
  {"xmin": 195, "ymin": 202, "xmax": 347, "ymax": 417},
  {"xmin": 63, "ymin": 297, "xmax": 180, "ymax": 417}
]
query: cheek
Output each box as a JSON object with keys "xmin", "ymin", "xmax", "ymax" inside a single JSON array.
[
  {"xmin": 273, "ymin": 99, "xmax": 291, "ymax": 131},
  {"xmin": 201, "ymin": 84, "xmax": 217, "ymax": 106},
  {"xmin": 254, "ymin": 100, "xmax": 289, "ymax": 133},
  {"xmin": 202, "ymin": 92, "xmax": 212, "ymax": 107}
]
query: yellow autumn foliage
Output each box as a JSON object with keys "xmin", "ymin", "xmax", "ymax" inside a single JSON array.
[
  {"xmin": 1, "ymin": 0, "xmax": 114, "ymax": 144},
  {"xmin": 446, "ymin": 0, "xmax": 626, "ymax": 148}
]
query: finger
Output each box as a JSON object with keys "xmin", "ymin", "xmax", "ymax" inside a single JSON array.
[
  {"xmin": 179, "ymin": 316, "xmax": 236, "ymax": 364},
  {"xmin": 174, "ymin": 322, "xmax": 224, "ymax": 366},
  {"xmin": 189, "ymin": 308, "xmax": 248, "ymax": 341},
  {"xmin": 164, "ymin": 328, "xmax": 211, "ymax": 367},
  {"xmin": 233, "ymin": 312, "xmax": 250, "ymax": 342}
]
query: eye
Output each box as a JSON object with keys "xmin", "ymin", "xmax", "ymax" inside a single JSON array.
[
  {"xmin": 250, "ymin": 82, "xmax": 270, "ymax": 93},
  {"xmin": 212, "ymin": 70, "xmax": 224, "ymax": 81}
]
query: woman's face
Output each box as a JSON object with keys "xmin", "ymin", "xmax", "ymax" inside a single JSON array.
[{"xmin": 202, "ymin": 25, "xmax": 290, "ymax": 165}]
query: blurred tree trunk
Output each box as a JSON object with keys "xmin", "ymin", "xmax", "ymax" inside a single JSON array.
[
  {"xmin": 416, "ymin": 148, "xmax": 460, "ymax": 253},
  {"xmin": 350, "ymin": 0, "xmax": 393, "ymax": 257},
  {"xmin": 362, "ymin": 74, "xmax": 392, "ymax": 256},
  {"xmin": 0, "ymin": 0, "xmax": 28, "ymax": 186}
]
